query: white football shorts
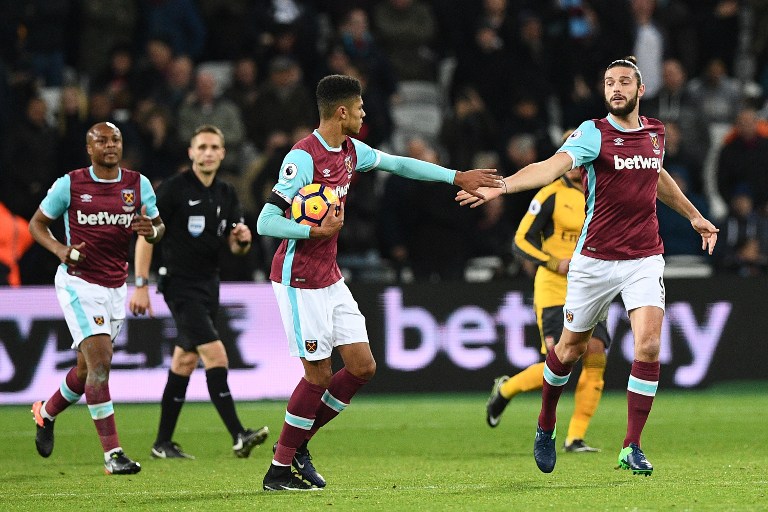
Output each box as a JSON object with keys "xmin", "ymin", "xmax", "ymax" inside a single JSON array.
[
  {"xmin": 563, "ymin": 253, "xmax": 665, "ymax": 332},
  {"xmin": 54, "ymin": 266, "xmax": 126, "ymax": 348},
  {"xmin": 272, "ymin": 278, "xmax": 369, "ymax": 361}
]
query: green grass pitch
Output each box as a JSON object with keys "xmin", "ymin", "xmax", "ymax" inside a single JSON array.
[{"xmin": 3, "ymin": 382, "xmax": 766, "ymax": 511}]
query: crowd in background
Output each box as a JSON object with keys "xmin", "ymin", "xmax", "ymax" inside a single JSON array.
[{"xmin": 3, "ymin": 0, "xmax": 768, "ymax": 286}]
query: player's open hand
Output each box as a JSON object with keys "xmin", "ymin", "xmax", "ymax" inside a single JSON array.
[
  {"xmin": 310, "ymin": 202, "xmax": 344, "ymax": 239},
  {"xmin": 456, "ymin": 185, "xmax": 503, "ymax": 207},
  {"xmin": 454, "ymin": 169, "xmax": 502, "ymax": 200},
  {"xmin": 691, "ymin": 216, "xmax": 719, "ymax": 255}
]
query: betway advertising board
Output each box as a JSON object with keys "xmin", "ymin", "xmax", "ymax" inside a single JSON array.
[{"xmin": 0, "ymin": 278, "xmax": 763, "ymax": 403}]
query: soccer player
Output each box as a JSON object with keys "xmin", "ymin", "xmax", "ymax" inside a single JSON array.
[
  {"xmin": 485, "ymin": 147, "xmax": 610, "ymax": 453},
  {"xmin": 29, "ymin": 122, "xmax": 164, "ymax": 475},
  {"xmin": 458, "ymin": 57, "xmax": 719, "ymax": 476},
  {"xmin": 129, "ymin": 125, "xmax": 269, "ymax": 460},
  {"xmin": 257, "ymin": 74, "xmax": 501, "ymax": 491}
]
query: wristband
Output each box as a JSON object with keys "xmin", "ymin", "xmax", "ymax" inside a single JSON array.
[
  {"xmin": 149, "ymin": 225, "xmax": 158, "ymax": 240},
  {"xmin": 501, "ymin": 180, "xmax": 508, "ymax": 194}
]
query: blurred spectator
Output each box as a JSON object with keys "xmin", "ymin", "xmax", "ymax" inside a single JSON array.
[
  {"xmin": 138, "ymin": 0, "xmax": 206, "ymax": 59},
  {"xmin": 137, "ymin": 106, "xmax": 184, "ymax": 186},
  {"xmin": 501, "ymin": 133, "xmax": 539, "ymax": 228},
  {"xmin": 474, "ymin": 0, "xmax": 517, "ymax": 50},
  {"xmin": 451, "ymin": 18, "xmax": 515, "ymax": 125},
  {"xmin": 692, "ymin": 0, "xmax": 740, "ymax": 76},
  {"xmin": 348, "ymin": 64, "xmax": 392, "ymax": 148},
  {"xmin": 14, "ymin": 0, "xmax": 72, "ymax": 87},
  {"xmin": 152, "ymin": 54, "xmax": 195, "ymax": 115},
  {"xmin": 715, "ymin": 186, "xmax": 768, "ymax": 276},
  {"xmin": 663, "ymin": 120, "xmax": 705, "ymax": 195},
  {"xmin": 259, "ymin": 11, "xmax": 323, "ymax": 90},
  {"xmin": 0, "ymin": 200, "xmax": 34, "ymax": 287},
  {"xmin": 90, "ymin": 43, "xmax": 140, "ymax": 110},
  {"xmin": 2, "ymin": 96, "xmax": 59, "ymax": 220},
  {"xmin": 717, "ymin": 108, "xmax": 768, "ymax": 212},
  {"xmin": 502, "ymin": 95, "xmax": 555, "ymax": 159},
  {"xmin": 224, "ymin": 56, "xmax": 261, "ymax": 115},
  {"xmin": 509, "ymin": 10, "xmax": 556, "ymax": 110},
  {"xmin": 378, "ymin": 137, "xmax": 473, "ymax": 282},
  {"xmin": 56, "ymin": 85, "xmax": 90, "ymax": 173},
  {"xmin": 372, "ymin": 0, "xmax": 437, "ymax": 81},
  {"xmin": 561, "ymin": 72, "xmax": 605, "ymax": 131},
  {"xmin": 77, "ymin": 0, "xmax": 138, "ymax": 80},
  {"xmin": 687, "ymin": 58, "xmax": 743, "ymax": 127},
  {"xmin": 337, "ymin": 7, "xmax": 398, "ymax": 101},
  {"xmin": 630, "ymin": 0, "xmax": 664, "ymax": 99},
  {"xmin": 465, "ymin": 150, "xmax": 516, "ymax": 276},
  {"xmin": 177, "ymin": 71, "xmax": 246, "ymax": 174},
  {"xmin": 197, "ymin": 0, "xmax": 252, "ymax": 60},
  {"xmin": 224, "ymin": 56, "xmax": 261, "ymax": 144},
  {"xmin": 134, "ymin": 36, "xmax": 176, "ymax": 102},
  {"xmin": 249, "ymin": 57, "xmax": 316, "ymax": 152},
  {"xmin": 657, "ymin": 168, "xmax": 710, "ymax": 256},
  {"xmin": 439, "ymin": 85, "xmax": 498, "ymax": 170}
]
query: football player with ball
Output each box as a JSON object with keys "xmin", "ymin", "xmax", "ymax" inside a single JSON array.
[{"xmin": 257, "ymin": 74, "xmax": 501, "ymax": 491}]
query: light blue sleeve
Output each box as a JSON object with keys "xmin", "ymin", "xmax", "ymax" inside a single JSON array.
[
  {"xmin": 139, "ymin": 175, "xmax": 160, "ymax": 218},
  {"xmin": 39, "ymin": 175, "xmax": 71, "ymax": 219},
  {"xmin": 557, "ymin": 120, "xmax": 602, "ymax": 168},
  {"xmin": 257, "ymin": 203, "xmax": 311, "ymax": 239},
  {"xmin": 350, "ymin": 138, "xmax": 381, "ymax": 172},
  {"xmin": 271, "ymin": 149, "xmax": 315, "ymax": 202},
  {"xmin": 352, "ymin": 138, "xmax": 457, "ymax": 183},
  {"xmin": 257, "ymin": 148, "xmax": 315, "ymax": 240}
]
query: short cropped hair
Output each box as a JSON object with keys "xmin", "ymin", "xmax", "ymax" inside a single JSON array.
[
  {"xmin": 606, "ymin": 55, "xmax": 643, "ymax": 85},
  {"xmin": 192, "ymin": 124, "xmax": 225, "ymax": 145},
  {"xmin": 316, "ymin": 75, "xmax": 362, "ymax": 119}
]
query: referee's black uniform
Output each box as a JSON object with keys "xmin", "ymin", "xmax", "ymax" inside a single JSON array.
[{"xmin": 155, "ymin": 169, "xmax": 244, "ymax": 350}]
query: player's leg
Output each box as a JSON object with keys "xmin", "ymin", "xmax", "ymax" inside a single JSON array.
[
  {"xmin": 32, "ymin": 363, "xmax": 86, "ymax": 457},
  {"xmin": 151, "ymin": 344, "xmax": 197, "ymax": 459},
  {"xmin": 617, "ymin": 305, "xmax": 663, "ymax": 475},
  {"xmin": 265, "ymin": 356, "xmax": 330, "ymax": 491},
  {"xmin": 616, "ymin": 255, "xmax": 665, "ymax": 475},
  {"xmin": 264, "ymin": 283, "xmax": 332, "ymax": 491},
  {"xmin": 565, "ymin": 326, "xmax": 608, "ymax": 452},
  {"xmin": 33, "ymin": 268, "xmax": 92, "ymax": 456},
  {"xmin": 306, "ymin": 281, "xmax": 373, "ymax": 439},
  {"xmin": 198, "ymin": 341, "xmax": 268, "ymax": 458},
  {"xmin": 535, "ymin": 253, "xmax": 618, "ymax": 473},
  {"xmin": 80, "ymin": 333, "xmax": 140, "ymax": 475},
  {"xmin": 487, "ymin": 305, "xmax": 558, "ymax": 427},
  {"xmin": 534, "ymin": 326, "xmax": 592, "ymax": 472}
]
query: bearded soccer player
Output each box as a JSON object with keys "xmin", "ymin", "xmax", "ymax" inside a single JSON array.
[
  {"xmin": 29, "ymin": 122, "xmax": 164, "ymax": 474},
  {"xmin": 458, "ymin": 57, "xmax": 719, "ymax": 476},
  {"xmin": 257, "ymin": 74, "xmax": 501, "ymax": 491}
]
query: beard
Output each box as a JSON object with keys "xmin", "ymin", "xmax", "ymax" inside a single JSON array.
[{"xmin": 605, "ymin": 93, "xmax": 638, "ymax": 117}]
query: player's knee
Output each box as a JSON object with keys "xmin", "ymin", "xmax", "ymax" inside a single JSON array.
[{"xmin": 357, "ymin": 358, "xmax": 376, "ymax": 380}]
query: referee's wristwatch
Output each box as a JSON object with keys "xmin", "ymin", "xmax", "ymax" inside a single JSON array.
[{"xmin": 135, "ymin": 276, "xmax": 149, "ymax": 288}]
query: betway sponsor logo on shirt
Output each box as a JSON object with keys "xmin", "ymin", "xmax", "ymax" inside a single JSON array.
[
  {"xmin": 614, "ymin": 154, "xmax": 662, "ymax": 171},
  {"xmin": 76, "ymin": 210, "xmax": 135, "ymax": 227}
]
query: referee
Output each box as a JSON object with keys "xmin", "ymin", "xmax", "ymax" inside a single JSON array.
[{"xmin": 129, "ymin": 124, "xmax": 268, "ymax": 459}]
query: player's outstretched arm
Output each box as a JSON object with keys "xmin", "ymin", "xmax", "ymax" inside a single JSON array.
[{"xmin": 456, "ymin": 152, "xmax": 573, "ymax": 208}]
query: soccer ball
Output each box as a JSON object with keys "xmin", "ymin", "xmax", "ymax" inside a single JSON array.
[{"xmin": 291, "ymin": 183, "xmax": 340, "ymax": 226}]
